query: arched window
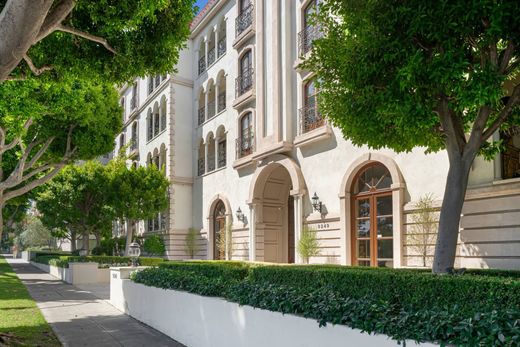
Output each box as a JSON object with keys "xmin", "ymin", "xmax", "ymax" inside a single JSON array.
[
  {"xmin": 217, "ymin": 73, "xmax": 226, "ymax": 113},
  {"xmin": 119, "ymin": 133, "xmax": 125, "ymax": 151},
  {"xmin": 207, "ymin": 80, "xmax": 216, "ymax": 119},
  {"xmin": 160, "ymin": 144, "xmax": 167, "ymax": 172},
  {"xmin": 160, "ymin": 98, "xmax": 167, "ymax": 131},
  {"xmin": 301, "ymin": 79, "xmax": 323, "ymax": 133},
  {"xmin": 207, "ymin": 133, "xmax": 216, "ymax": 172},
  {"xmin": 147, "ymin": 152, "xmax": 152, "ymax": 167},
  {"xmin": 198, "ymin": 140, "xmax": 205, "ymax": 176},
  {"xmin": 198, "ymin": 89, "xmax": 205, "ymax": 125},
  {"xmin": 131, "ymin": 122, "xmax": 138, "ymax": 150},
  {"xmin": 238, "ymin": 112, "xmax": 253, "ymax": 158},
  {"xmin": 237, "ymin": 50, "xmax": 253, "ymax": 96},
  {"xmin": 352, "ymin": 163, "xmax": 393, "ymax": 268},
  {"xmin": 213, "ymin": 200, "xmax": 226, "ymax": 260},
  {"xmin": 153, "ymin": 103, "xmax": 160, "ymax": 136},
  {"xmin": 217, "ymin": 126, "xmax": 226, "ymax": 168},
  {"xmin": 147, "ymin": 110, "xmax": 153, "ymax": 141},
  {"xmin": 198, "ymin": 40, "xmax": 206, "ymax": 75},
  {"xmin": 217, "ymin": 19, "xmax": 227, "ymax": 57},
  {"xmin": 153, "ymin": 148, "xmax": 159, "ymax": 169},
  {"xmin": 120, "ymin": 98, "xmax": 125, "ymax": 122}
]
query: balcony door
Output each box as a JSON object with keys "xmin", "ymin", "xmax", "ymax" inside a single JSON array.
[
  {"xmin": 213, "ymin": 200, "xmax": 226, "ymax": 260},
  {"xmin": 351, "ymin": 163, "xmax": 394, "ymax": 267}
]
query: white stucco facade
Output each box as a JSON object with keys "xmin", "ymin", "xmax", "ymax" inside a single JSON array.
[{"xmin": 114, "ymin": 0, "xmax": 520, "ymax": 269}]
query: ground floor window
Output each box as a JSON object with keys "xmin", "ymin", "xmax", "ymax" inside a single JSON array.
[
  {"xmin": 501, "ymin": 128, "xmax": 520, "ymax": 179},
  {"xmin": 352, "ymin": 163, "xmax": 394, "ymax": 267}
]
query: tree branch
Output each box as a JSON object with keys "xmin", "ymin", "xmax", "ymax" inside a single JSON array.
[
  {"xmin": 0, "ymin": 118, "xmax": 33, "ymax": 155},
  {"xmin": 465, "ymin": 105, "xmax": 491, "ymax": 156},
  {"xmin": 24, "ymin": 136, "xmax": 55, "ymax": 170},
  {"xmin": 56, "ymin": 24, "xmax": 116, "ymax": 54},
  {"xmin": 482, "ymin": 84, "xmax": 520, "ymax": 141},
  {"xmin": 23, "ymin": 53, "xmax": 53, "ymax": 75},
  {"xmin": 499, "ymin": 42, "xmax": 515, "ymax": 74},
  {"xmin": 36, "ymin": 0, "xmax": 76, "ymax": 42},
  {"xmin": 3, "ymin": 165, "xmax": 63, "ymax": 202},
  {"xmin": 20, "ymin": 162, "xmax": 55, "ymax": 183}
]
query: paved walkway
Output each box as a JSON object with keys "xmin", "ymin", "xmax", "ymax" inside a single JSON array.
[{"xmin": 5, "ymin": 257, "xmax": 185, "ymax": 347}]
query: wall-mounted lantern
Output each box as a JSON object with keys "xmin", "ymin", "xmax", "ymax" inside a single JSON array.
[
  {"xmin": 236, "ymin": 207, "xmax": 244, "ymax": 222},
  {"xmin": 312, "ymin": 192, "xmax": 322, "ymax": 213}
]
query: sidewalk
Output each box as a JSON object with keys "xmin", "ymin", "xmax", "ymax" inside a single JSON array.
[{"xmin": 6, "ymin": 257, "xmax": 185, "ymax": 347}]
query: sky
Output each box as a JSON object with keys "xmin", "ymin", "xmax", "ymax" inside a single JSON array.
[{"xmin": 194, "ymin": 0, "xmax": 209, "ymax": 13}]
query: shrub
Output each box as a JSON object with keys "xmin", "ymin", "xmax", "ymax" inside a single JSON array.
[
  {"xmin": 143, "ymin": 235, "xmax": 166, "ymax": 256},
  {"xmin": 184, "ymin": 228, "xmax": 199, "ymax": 259},
  {"xmin": 34, "ymin": 255, "xmax": 167, "ymax": 268},
  {"xmin": 296, "ymin": 225, "xmax": 320, "ymax": 264},
  {"xmin": 132, "ymin": 262, "xmax": 520, "ymax": 346}
]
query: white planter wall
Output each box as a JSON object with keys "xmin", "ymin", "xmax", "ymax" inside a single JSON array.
[
  {"xmin": 31, "ymin": 261, "xmax": 105, "ymax": 285},
  {"xmin": 110, "ymin": 268, "xmax": 437, "ymax": 347}
]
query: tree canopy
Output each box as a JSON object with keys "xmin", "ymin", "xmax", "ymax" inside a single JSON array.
[
  {"xmin": 0, "ymin": 0, "xmax": 195, "ymax": 83},
  {"xmin": 306, "ymin": 0, "xmax": 520, "ymax": 273}
]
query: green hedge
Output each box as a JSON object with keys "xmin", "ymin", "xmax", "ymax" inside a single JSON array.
[
  {"xmin": 33, "ymin": 255, "xmax": 167, "ymax": 268},
  {"xmin": 132, "ymin": 262, "xmax": 520, "ymax": 346}
]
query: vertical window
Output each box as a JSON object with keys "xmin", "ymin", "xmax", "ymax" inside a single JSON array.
[
  {"xmin": 352, "ymin": 164, "xmax": 393, "ymax": 268},
  {"xmin": 147, "ymin": 113, "xmax": 153, "ymax": 140},
  {"xmin": 213, "ymin": 200, "xmax": 226, "ymax": 260},
  {"xmin": 160, "ymin": 100, "xmax": 167, "ymax": 131},
  {"xmin": 239, "ymin": 112, "xmax": 253, "ymax": 157},
  {"xmin": 154, "ymin": 110, "xmax": 160, "ymax": 136}
]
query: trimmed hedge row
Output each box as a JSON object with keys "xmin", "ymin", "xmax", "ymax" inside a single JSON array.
[
  {"xmin": 132, "ymin": 262, "xmax": 520, "ymax": 346},
  {"xmin": 33, "ymin": 255, "xmax": 166, "ymax": 268}
]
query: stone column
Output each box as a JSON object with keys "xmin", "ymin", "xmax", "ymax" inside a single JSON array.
[{"xmin": 292, "ymin": 194, "xmax": 304, "ymax": 264}]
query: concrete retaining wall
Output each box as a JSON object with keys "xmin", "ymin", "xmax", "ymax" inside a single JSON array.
[
  {"xmin": 31, "ymin": 261, "xmax": 105, "ymax": 285},
  {"xmin": 109, "ymin": 267, "xmax": 437, "ymax": 347}
]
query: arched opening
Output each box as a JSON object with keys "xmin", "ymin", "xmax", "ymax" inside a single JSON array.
[
  {"xmin": 197, "ymin": 139, "xmax": 205, "ymax": 176},
  {"xmin": 207, "ymin": 132, "xmax": 216, "ymax": 172},
  {"xmin": 217, "ymin": 19, "xmax": 227, "ymax": 57},
  {"xmin": 198, "ymin": 89, "xmax": 205, "ymax": 125},
  {"xmin": 216, "ymin": 125, "xmax": 227, "ymax": 169},
  {"xmin": 237, "ymin": 49, "xmax": 253, "ymax": 96},
  {"xmin": 159, "ymin": 143, "xmax": 167, "ymax": 172},
  {"xmin": 213, "ymin": 200, "xmax": 226, "ymax": 260},
  {"xmin": 217, "ymin": 72, "xmax": 226, "ymax": 113},
  {"xmin": 198, "ymin": 40, "xmax": 206, "ymax": 75},
  {"xmin": 351, "ymin": 163, "xmax": 394, "ymax": 267},
  {"xmin": 160, "ymin": 97, "xmax": 167, "ymax": 132},
  {"xmin": 249, "ymin": 158, "xmax": 306, "ymax": 264},
  {"xmin": 207, "ymin": 30, "xmax": 216, "ymax": 66},
  {"xmin": 238, "ymin": 112, "xmax": 253, "ymax": 158},
  {"xmin": 301, "ymin": 79, "xmax": 324, "ymax": 134},
  {"xmin": 153, "ymin": 148, "xmax": 159, "ymax": 169},
  {"xmin": 207, "ymin": 80, "xmax": 216, "ymax": 119},
  {"xmin": 146, "ymin": 109, "xmax": 153, "ymax": 141},
  {"xmin": 153, "ymin": 102, "xmax": 160, "ymax": 136},
  {"xmin": 131, "ymin": 122, "xmax": 138, "ymax": 150}
]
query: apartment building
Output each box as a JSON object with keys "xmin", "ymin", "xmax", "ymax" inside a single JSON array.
[{"xmin": 116, "ymin": 0, "xmax": 520, "ymax": 269}]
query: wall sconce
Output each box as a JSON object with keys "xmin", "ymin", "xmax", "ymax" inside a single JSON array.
[
  {"xmin": 312, "ymin": 192, "xmax": 322, "ymax": 213},
  {"xmin": 236, "ymin": 207, "xmax": 244, "ymax": 222}
]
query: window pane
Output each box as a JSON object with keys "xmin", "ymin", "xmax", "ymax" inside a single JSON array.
[
  {"xmin": 377, "ymin": 216, "xmax": 393, "ymax": 237},
  {"xmin": 356, "ymin": 164, "xmax": 392, "ymax": 193},
  {"xmin": 358, "ymin": 260, "xmax": 370, "ymax": 267},
  {"xmin": 377, "ymin": 195, "xmax": 392, "ymax": 216},
  {"xmin": 377, "ymin": 260, "xmax": 394, "ymax": 268},
  {"xmin": 357, "ymin": 239, "xmax": 370, "ymax": 258},
  {"xmin": 377, "ymin": 239, "xmax": 393, "ymax": 259},
  {"xmin": 356, "ymin": 199, "xmax": 370, "ymax": 218},
  {"xmin": 356, "ymin": 219, "xmax": 370, "ymax": 238}
]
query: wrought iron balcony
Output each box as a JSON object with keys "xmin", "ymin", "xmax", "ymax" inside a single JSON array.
[
  {"xmin": 198, "ymin": 56, "xmax": 206, "ymax": 75},
  {"xmin": 235, "ymin": 67, "xmax": 254, "ymax": 97},
  {"xmin": 298, "ymin": 25, "xmax": 322, "ymax": 56},
  {"xmin": 235, "ymin": 127, "xmax": 254, "ymax": 159},
  {"xmin": 235, "ymin": 4, "xmax": 254, "ymax": 38},
  {"xmin": 207, "ymin": 155, "xmax": 215, "ymax": 172},
  {"xmin": 207, "ymin": 100, "xmax": 216, "ymax": 119},
  {"xmin": 198, "ymin": 106, "xmax": 205, "ymax": 125},
  {"xmin": 198, "ymin": 158, "xmax": 205, "ymax": 176},
  {"xmin": 299, "ymin": 104, "xmax": 325, "ymax": 134},
  {"xmin": 218, "ymin": 38, "xmax": 226, "ymax": 57},
  {"xmin": 218, "ymin": 141, "xmax": 226, "ymax": 168},
  {"xmin": 208, "ymin": 47, "xmax": 216, "ymax": 66},
  {"xmin": 217, "ymin": 92, "xmax": 226, "ymax": 113}
]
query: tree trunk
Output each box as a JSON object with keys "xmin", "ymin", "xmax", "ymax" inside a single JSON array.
[
  {"xmin": 95, "ymin": 233, "xmax": 101, "ymax": 248},
  {"xmin": 70, "ymin": 229, "xmax": 77, "ymax": 252},
  {"xmin": 124, "ymin": 220, "xmax": 133, "ymax": 256},
  {"xmin": 432, "ymin": 154, "xmax": 474, "ymax": 274},
  {"xmin": 0, "ymin": 203, "xmax": 3, "ymax": 251},
  {"xmin": 82, "ymin": 231, "xmax": 90, "ymax": 254}
]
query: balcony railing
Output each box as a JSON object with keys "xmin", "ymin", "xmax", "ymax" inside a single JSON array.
[
  {"xmin": 218, "ymin": 141, "xmax": 226, "ymax": 168},
  {"xmin": 235, "ymin": 4, "xmax": 254, "ymax": 38},
  {"xmin": 235, "ymin": 67, "xmax": 254, "ymax": 97},
  {"xmin": 218, "ymin": 38, "xmax": 226, "ymax": 57},
  {"xmin": 198, "ymin": 106, "xmax": 205, "ymax": 125},
  {"xmin": 207, "ymin": 100, "xmax": 216, "ymax": 119},
  {"xmin": 235, "ymin": 127, "xmax": 254, "ymax": 159},
  {"xmin": 207, "ymin": 155, "xmax": 215, "ymax": 172},
  {"xmin": 198, "ymin": 158, "xmax": 205, "ymax": 176},
  {"xmin": 298, "ymin": 25, "xmax": 322, "ymax": 56},
  {"xmin": 299, "ymin": 104, "xmax": 325, "ymax": 134},
  {"xmin": 130, "ymin": 95, "xmax": 138, "ymax": 110},
  {"xmin": 208, "ymin": 47, "xmax": 216, "ymax": 66},
  {"xmin": 198, "ymin": 56, "xmax": 206, "ymax": 75},
  {"xmin": 217, "ymin": 92, "xmax": 226, "ymax": 113}
]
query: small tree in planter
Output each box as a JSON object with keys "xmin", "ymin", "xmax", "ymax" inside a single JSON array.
[
  {"xmin": 143, "ymin": 235, "xmax": 166, "ymax": 257},
  {"xmin": 408, "ymin": 194, "xmax": 439, "ymax": 267},
  {"xmin": 297, "ymin": 225, "xmax": 321, "ymax": 264},
  {"xmin": 184, "ymin": 228, "xmax": 199, "ymax": 259}
]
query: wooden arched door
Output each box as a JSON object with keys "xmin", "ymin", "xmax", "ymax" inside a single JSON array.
[
  {"xmin": 213, "ymin": 200, "xmax": 226, "ymax": 260},
  {"xmin": 351, "ymin": 163, "xmax": 394, "ymax": 267}
]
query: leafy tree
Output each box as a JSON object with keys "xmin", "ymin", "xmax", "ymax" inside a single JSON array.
[
  {"xmin": 0, "ymin": 0, "xmax": 194, "ymax": 242},
  {"xmin": 307, "ymin": 0, "xmax": 520, "ymax": 273},
  {"xmin": 15, "ymin": 215, "xmax": 54, "ymax": 250},
  {"xmin": 297, "ymin": 225, "xmax": 320, "ymax": 264},
  {"xmin": 0, "ymin": 0, "xmax": 194, "ymax": 83},
  {"xmin": 107, "ymin": 158, "xmax": 169, "ymax": 254},
  {"xmin": 37, "ymin": 161, "xmax": 114, "ymax": 253},
  {"xmin": 143, "ymin": 234, "xmax": 166, "ymax": 256},
  {"xmin": 408, "ymin": 194, "xmax": 439, "ymax": 267}
]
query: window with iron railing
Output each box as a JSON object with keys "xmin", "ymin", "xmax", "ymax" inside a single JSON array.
[
  {"xmin": 198, "ymin": 56, "xmax": 206, "ymax": 75},
  {"xmin": 130, "ymin": 95, "xmax": 137, "ymax": 110},
  {"xmin": 208, "ymin": 47, "xmax": 216, "ymax": 66},
  {"xmin": 218, "ymin": 37, "xmax": 226, "ymax": 57},
  {"xmin": 207, "ymin": 100, "xmax": 216, "ymax": 119},
  {"xmin": 198, "ymin": 158, "xmax": 205, "ymax": 176},
  {"xmin": 236, "ymin": 126, "xmax": 254, "ymax": 159},
  {"xmin": 235, "ymin": 3, "xmax": 254, "ymax": 38},
  {"xmin": 198, "ymin": 106, "xmax": 205, "ymax": 125},
  {"xmin": 207, "ymin": 154, "xmax": 215, "ymax": 172},
  {"xmin": 148, "ymin": 77, "xmax": 154, "ymax": 94},
  {"xmin": 235, "ymin": 67, "xmax": 254, "ymax": 97},
  {"xmin": 217, "ymin": 92, "xmax": 226, "ymax": 113},
  {"xmin": 299, "ymin": 104, "xmax": 324, "ymax": 134},
  {"xmin": 218, "ymin": 140, "xmax": 227, "ymax": 168},
  {"xmin": 298, "ymin": 25, "xmax": 322, "ymax": 56}
]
